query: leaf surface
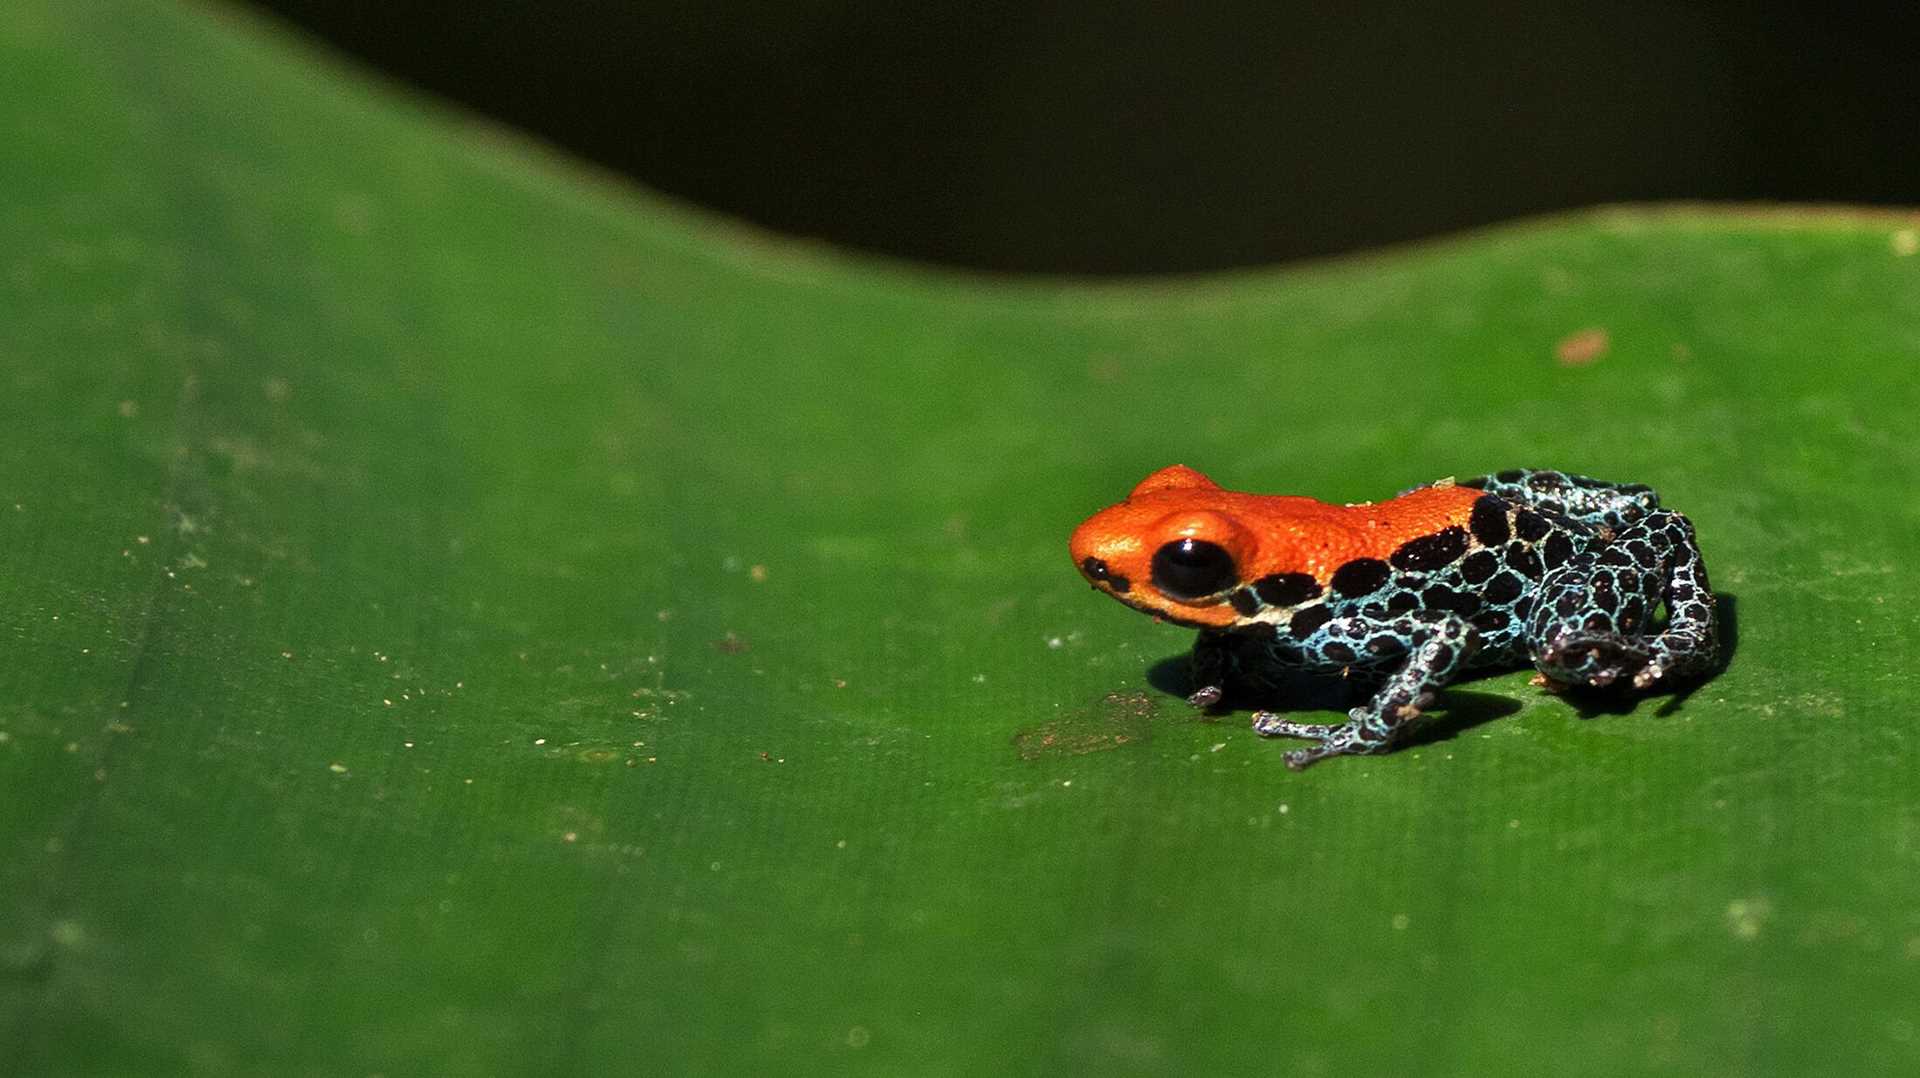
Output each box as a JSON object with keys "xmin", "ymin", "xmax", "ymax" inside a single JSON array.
[{"xmin": 3, "ymin": 4, "xmax": 1918, "ymax": 1074}]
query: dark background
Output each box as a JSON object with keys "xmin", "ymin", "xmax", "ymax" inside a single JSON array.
[{"xmin": 245, "ymin": 1, "xmax": 1920, "ymax": 275}]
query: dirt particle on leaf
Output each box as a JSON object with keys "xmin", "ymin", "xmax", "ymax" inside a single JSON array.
[
  {"xmin": 711, "ymin": 632, "xmax": 749, "ymax": 654},
  {"xmin": 1013, "ymin": 691, "xmax": 1159, "ymax": 759},
  {"xmin": 1555, "ymin": 327, "xmax": 1610, "ymax": 366}
]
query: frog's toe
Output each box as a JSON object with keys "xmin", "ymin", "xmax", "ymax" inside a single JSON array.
[
  {"xmin": 1186, "ymin": 684, "xmax": 1225, "ymax": 710},
  {"xmin": 1631, "ymin": 659, "xmax": 1671, "ymax": 691},
  {"xmin": 1280, "ymin": 724, "xmax": 1392, "ymax": 769},
  {"xmin": 1283, "ymin": 745, "xmax": 1335, "ymax": 770},
  {"xmin": 1251, "ymin": 711, "xmax": 1329, "ymax": 740}
]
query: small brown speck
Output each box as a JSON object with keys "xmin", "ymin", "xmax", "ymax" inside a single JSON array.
[
  {"xmin": 712, "ymin": 632, "xmax": 749, "ymax": 654},
  {"xmin": 748, "ymin": 564, "xmax": 768, "ymax": 583},
  {"xmin": 1555, "ymin": 327, "xmax": 1610, "ymax": 367}
]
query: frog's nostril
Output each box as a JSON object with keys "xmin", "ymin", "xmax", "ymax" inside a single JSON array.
[{"xmin": 1080, "ymin": 556, "xmax": 1130, "ymax": 593}]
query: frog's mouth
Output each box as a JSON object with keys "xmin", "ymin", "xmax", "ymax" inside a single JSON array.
[{"xmin": 1081, "ymin": 572, "xmax": 1222, "ymax": 630}]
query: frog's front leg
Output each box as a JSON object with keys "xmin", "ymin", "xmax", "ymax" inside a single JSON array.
[
  {"xmin": 1529, "ymin": 509, "xmax": 1719, "ymax": 689},
  {"xmin": 1252, "ymin": 615, "xmax": 1480, "ymax": 770},
  {"xmin": 1184, "ymin": 629, "xmax": 1234, "ymax": 709}
]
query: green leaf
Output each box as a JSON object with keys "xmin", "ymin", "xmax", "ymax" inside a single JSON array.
[{"xmin": 5, "ymin": 4, "xmax": 1919, "ymax": 1074}]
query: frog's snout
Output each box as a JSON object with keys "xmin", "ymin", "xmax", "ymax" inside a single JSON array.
[{"xmin": 1070, "ymin": 514, "xmax": 1132, "ymax": 595}]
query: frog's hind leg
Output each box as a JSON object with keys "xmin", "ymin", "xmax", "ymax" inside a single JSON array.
[
  {"xmin": 1527, "ymin": 509, "xmax": 1719, "ymax": 690},
  {"xmin": 1253, "ymin": 615, "xmax": 1479, "ymax": 770},
  {"xmin": 1461, "ymin": 469, "xmax": 1660, "ymax": 532}
]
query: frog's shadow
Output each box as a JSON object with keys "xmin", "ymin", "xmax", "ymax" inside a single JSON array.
[
  {"xmin": 1144, "ymin": 658, "xmax": 1521, "ymax": 749},
  {"xmin": 1145, "ymin": 592, "xmax": 1739, "ymax": 739}
]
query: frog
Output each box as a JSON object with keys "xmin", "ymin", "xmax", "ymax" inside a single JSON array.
[{"xmin": 1069, "ymin": 466, "xmax": 1719, "ymax": 769}]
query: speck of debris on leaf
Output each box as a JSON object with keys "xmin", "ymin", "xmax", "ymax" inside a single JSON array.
[{"xmin": 1555, "ymin": 327, "xmax": 1610, "ymax": 367}]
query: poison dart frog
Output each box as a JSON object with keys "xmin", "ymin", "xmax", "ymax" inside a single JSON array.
[{"xmin": 1070, "ymin": 466, "xmax": 1719, "ymax": 769}]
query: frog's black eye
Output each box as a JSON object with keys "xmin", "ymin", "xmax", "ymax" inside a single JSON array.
[{"xmin": 1150, "ymin": 539, "xmax": 1238, "ymax": 601}]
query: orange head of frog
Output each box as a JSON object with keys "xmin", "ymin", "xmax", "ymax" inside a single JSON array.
[{"xmin": 1069, "ymin": 465, "xmax": 1265, "ymax": 629}]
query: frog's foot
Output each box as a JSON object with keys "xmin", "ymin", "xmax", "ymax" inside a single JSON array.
[
  {"xmin": 1252, "ymin": 709, "xmax": 1394, "ymax": 770},
  {"xmin": 1187, "ymin": 684, "xmax": 1225, "ymax": 710},
  {"xmin": 1536, "ymin": 631, "xmax": 1652, "ymax": 690}
]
